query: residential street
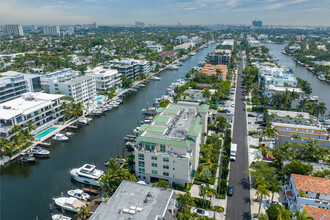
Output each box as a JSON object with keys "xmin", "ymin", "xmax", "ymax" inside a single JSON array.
[{"xmin": 226, "ymin": 51, "xmax": 252, "ymax": 220}]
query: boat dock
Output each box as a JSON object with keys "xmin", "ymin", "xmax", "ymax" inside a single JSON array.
[{"xmin": 82, "ymin": 187, "xmax": 100, "ymax": 195}]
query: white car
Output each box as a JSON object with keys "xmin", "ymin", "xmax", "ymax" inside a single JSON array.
[
  {"xmin": 193, "ymin": 208, "xmax": 209, "ymax": 216},
  {"xmin": 231, "ymin": 104, "xmax": 235, "ymax": 107}
]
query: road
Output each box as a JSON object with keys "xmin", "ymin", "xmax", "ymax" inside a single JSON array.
[{"xmin": 226, "ymin": 51, "xmax": 251, "ymax": 220}]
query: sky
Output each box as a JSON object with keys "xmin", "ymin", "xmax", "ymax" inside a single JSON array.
[{"xmin": 1, "ymin": 0, "xmax": 329, "ymax": 26}]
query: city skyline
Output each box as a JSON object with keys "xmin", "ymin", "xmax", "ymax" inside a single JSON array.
[{"xmin": 1, "ymin": 0, "xmax": 329, "ymax": 26}]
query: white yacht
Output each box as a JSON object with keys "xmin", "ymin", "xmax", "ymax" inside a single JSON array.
[
  {"xmin": 318, "ymin": 75, "xmax": 326, "ymax": 81},
  {"xmin": 53, "ymin": 197, "xmax": 86, "ymax": 213},
  {"xmin": 52, "ymin": 133, "xmax": 69, "ymax": 142},
  {"xmin": 77, "ymin": 119, "xmax": 88, "ymax": 125},
  {"xmin": 67, "ymin": 189, "xmax": 90, "ymax": 201},
  {"xmin": 150, "ymin": 76, "xmax": 161, "ymax": 81},
  {"xmin": 51, "ymin": 214, "xmax": 71, "ymax": 220},
  {"xmin": 167, "ymin": 64, "xmax": 179, "ymax": 70},
  {"xmin": 28, "ymin": 146, "xmax": 50, "ymax": 158},
  {"xmin": 69, "ymin": 164, "xmax": 104, "ymax": 187}
]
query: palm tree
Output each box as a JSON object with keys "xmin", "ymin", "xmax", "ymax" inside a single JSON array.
[
  {"xmin": 317, "ymin": 102, "xmax": 327, "ymax": 116},
  {"xmin": 199, "ymin": 184, "xmax": 207, "ymax": 207},
  {"xmin": 297, "ymin": 98, "xmax": 309, "ymax": 112},
  {"xmin": 177, "ymin": 192, "xmax": 193, "ymax": 212},
  {"xmin": 295, "ymin": 209, "xmax": 314, "ymax": 220},
  {"xmin": 0, "ymin": 138, "xmax": 12, "ymax": 153},
  {"xmin": 268, "ymin": 175, "xmax": 282, "ymax": 202},
  {"xmin": 9, "ymin": 125, "xmax": 22, "ymax": 135},
  {"xmin": 203, "ymin": 88, "xmax": 211, "ymax": 100},
  {"xmin": 296, "ymin": 113, "xmax": 304, "ymax": 122},
  {"xmin": 276, "ymin": 205, "xmax": 292, "ymax": 220},
  {"xmin": 26, "ymin": 120, "xmax": 36, "ymax": 132},
  {"xmin": 75, "ymin": 206, "xmax": 91, "ymax": 219},
  {"xmin": 256, "ymin": 184, "xmax": 270, "ymax": 216}
]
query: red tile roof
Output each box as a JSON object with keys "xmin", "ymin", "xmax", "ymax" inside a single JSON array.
[
  {"xmin": 201, "ymin": 64, "xmax": 227, "ymax": 77},
  {"xmin": 302, "ymin": 205, "xmax": 330, "ymax": 220},
  {"xmin": 292, "ymin": 174, "xmax": 330, "ymax": 195}
]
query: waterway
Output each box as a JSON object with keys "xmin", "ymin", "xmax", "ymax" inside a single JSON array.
[
  {"xmin": 265, "ymin": 43, "xmax": 330, "ymax": 112},
  {"xmin": 0, "ymin": 44, "xmax": 216, "ymax": 220}
]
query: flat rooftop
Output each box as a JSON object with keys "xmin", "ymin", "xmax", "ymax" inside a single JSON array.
[
  {"xmin": 86, "ymin": 66, "xmax": 118, "ymax": 77},
  {"xmin": 89, "ymin": 181, "xmax": 174, "ymax": 220},
  {"xmin": 268, "ymin": 109, "xmax": 310, "ymax": 120},
  {"xmin": 58, "ymin": 75, "xmax": 94, "ymax": 85},
  {"xmin": 0, "ymin": 92, "xmax": 63, "ymax": 120}
]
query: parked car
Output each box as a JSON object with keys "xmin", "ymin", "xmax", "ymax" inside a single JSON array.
[
  {"xmin": 248, "ymin": 113, "xmax": 255, "ymax": 117},
  {"xmin": 243, "ymin": 101, "xmax": 246, "ymax": 105},
  {"xmin": 227, "ymin": 186, "xmax": 233, "ymax": 196},
  {"xmin": 193, "ymin": 208, "xmax": 209, "ymax": 217},
  {"xmin": 231, "ymin": 104, "xmax": 235, "ymax": 107},
  {"xmin": 243, "ymin": 107, "xmax": 246, "ymax": 111},
  {"xmin": 263, "ymin": 156, "xmax": 274, "ymax": 161}
]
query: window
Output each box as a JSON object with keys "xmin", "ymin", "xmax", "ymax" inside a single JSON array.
[
  {"xmin": 152, "ymin": 170, "xmax": 158, "ymax": 174},
  {"xmin": 138, "ymin": 154, "xmax": 144, "ymax": 160},
  {"xmin": 151, "ymin": 156, "xmax": 157, "ymax": 160},
  {"xmin": 163, "ymin": 157, "xmax": 169, "ymax": 162},
  {"xmin": 151, "ymin": 163, "xmax": 157, "ymax": 167},
  {"xmin": 138, "ymin": 168, "xmax": 145, "ymax": 174},
  {"xmin": 163, "ymin": 165, "xmax": 169, "ymax": 169},
  {"xmin": 163, "ymin": 172, "xmax": 169, "ymax": 176},
  {"xmin": 173, "ymin": 168, "xmax": 175, "ymax": 170},
  {"xmin": 138, "ymin": 161, "xmax": 145, "ymax": 167},
  {"xmin": 160, "ymin": 145, "xmax": 166, "ymax": 152}
]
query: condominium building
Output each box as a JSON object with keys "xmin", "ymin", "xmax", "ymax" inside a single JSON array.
[
  {"xmin": 176, "ymin": 36, "xmax": 189, "ymax": 44},
  {"xmin": 43, "ymin": 25, "xmax": 60, "ymax": 35},
  {"xmin": 40, "ymin": 68, "xmax": 80, "ymax": 92},
  {"xmin": 190, "ymin": 36, "xmax": 203, "ymax": 45},
  {"xmin": 85, "ymin": 66, "xmax": 121, "ymax": 92},
  {"xmin": 221, "ymin": 39, "xmax": 234, "ymax": 50},
  {"xmin": 174, "ymin": 42, "xmax": 194, "ymax": 50},
  {"xmin": 89, "ymin": 181, "xmax": 176, "ymax": 220},
  {"xmin": 146, "ymin": 45, "xmax": 163, "ymax": 53},
  {"xmin": 5, "ymin": 24, "xmax": 24, "ymax": 36},
  {"xmin": 264, "ymin": 85, "xmax": 305, "ymax": 99},
  {"xmin": 258, "ymin": 66, "xmax": 297, "ymax": 88},
  {"xmin": 109, "ymin": 58, "xmax": 150, "ymax": 80},
  {"xmin": 206, "ymin": 49, "xmax": 232, "ymax": 66},
  {"xmin": 285, "ymin": 174, "xmax": 330, "ymax": 213},
  {"xmin": 0, "ymin": 92, "xmax": 64, "ymax": 138},
  {"xmin": 134, "ymin": 102, "xmax": 209, "ymax": 185},
  {"xmin": 0, "ymin": 72, "xmax": 42, "ymax": 104}
]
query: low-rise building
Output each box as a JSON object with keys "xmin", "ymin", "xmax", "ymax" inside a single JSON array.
[
  {"xmin": 301, "ymin": 205, "xmax": 330, "ymax": 220},
  {"xmin": 0, "ymin": 72, "xmax": 42, "ymax": 104},
  {"xmin": 176, "ymin": 36, "xmax": 189, "ymax": 44},
  {"xmin": 181, "ymin": 89, "xmax": 216, "ymax": 102},
  {"xmin": 267, "ymin": 109, "xmax": 313, "ymax": 126},
  {"xmin": 147, "ymin": 45, "xmax": 163, "ymax": 53},
  {"xmin": 221, "ymin": 39, "xmax": 234, "ymax": 50},
  {"xmin": 258, "ymin": 66, "xmax": 297, "ymax": 88},
  {"xmin": 134, "ymin": 102, "xmax": 209, "ymax": 185},
  {"xmin": 264, "ymin": 85, "xmax": 305, "ymax": 99},
  {"xmin": 285, "ymin": 174, "xmax": 330, "ymax": 213},
  {"xmin": 206, "ymin": 49, "xmax": 231, "ymax": 66},
  {"xmin": 89, "ymin": 180, "xmax": 176, "ymax": 220},
  {"xmin": 0, "ymin": 92, "xmax": 64, "ymax": 138},
  {"xmin": 85, "ymin": 66, "xmax": 121, "ymax": 92},
  {"xmin": 174, "ymin": 42, "xmax": 194, "ymax": 50},
  {"xmin": 201, "ymin": 64, "xmax": 227, "ymax": 80}
]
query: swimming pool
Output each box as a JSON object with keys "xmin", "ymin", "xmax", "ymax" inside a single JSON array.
[
  {"xmin": 35, "ymin": 127, "xmax": 58, "ymax": 140},
  {"xmin": 117, "ymin": 89, "xmax": 125, "ymax": 93},
  {"xmin": 133, "ymin": 81, "xmax": 139, "ymax": 84},
  {"xmin": 94, "ymin": 97, "xmax": 103, "ymax": 102}
]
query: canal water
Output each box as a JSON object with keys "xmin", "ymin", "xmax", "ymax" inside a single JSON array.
[
  {"xmin": 0, "ymin": 44, "xmax": 216, "ymax": 220},
  {"xmin": 265, "ymin": 43, "xmax": 330, "ymax": 112}
]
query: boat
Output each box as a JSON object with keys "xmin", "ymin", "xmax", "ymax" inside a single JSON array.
[
  {"xmin": 51, "ymin": 214, "xmax": 71, "ymax": 220},
  {"xmin": 53, "ymin": 197, "xmax": 86, "ymax": 213},
  {"xmin": 65, "ymin": 132, "xmax": 75, "ymax": 137},
  {"xmin": 139, "ymin": 84, "xmax": 146, "ymax": 88},
  {"xmin": 28, "ymin": 146, "xmax": 50, "ymax": 158},
  {"xmin": 19, "ymin": 153, "xmax": 36, "ymax": 163},
  {"xmin": 77, "ymin": 119, "xmax": 88, "ymax": 125},
  {"xmin": 167, "ymin": 65, "xmax": 179, "ymax": 70},
  {"xmin": 69, "ymin": 164, "xmax": 104, "ymax": 187},
  {"xmin": 92, "ymin": 110, "xmax": 103, "ymax": 116},
  {"xmin": 150, "ymin": 76, "xmax": 161, "ymax": 81},
  {"xmin": 52, "ymin": 133, "xmax": 69, "ymax": 142},
  {"xmin": 142, "ymin": 107, "xmax": 157, "ymax": 115},
  {"xmin": 67, "ymin": 189, "xmax": 91, "ymax": 201},
  {"xmin": 190, "ymin": 52, "xmax": 197, "ymax": 56},
  {"xmin": 318, "ymin": 75, "xmax": 326, "ymax": 81}
]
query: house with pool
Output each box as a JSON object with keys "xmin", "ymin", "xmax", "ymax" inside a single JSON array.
[{"xmin": 133, "ymin": 102, "xmax": 209, "ymax": 185}]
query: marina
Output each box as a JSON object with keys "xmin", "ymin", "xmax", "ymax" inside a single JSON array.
[{"xmin": 0, "ymin": 43, "xmax": 217, "ymax": 220}]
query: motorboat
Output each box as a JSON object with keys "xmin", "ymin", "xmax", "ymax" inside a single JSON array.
[
  {"xmin": 318, "ymin": 75, "xmax": 326, "ymax": 81},
  {"xmin": 52, "ymin": 133, "xmax": 69, "ymax": 142},
  {"xmin": 142, "ymin": 107, "xmax": 157, "ymax": 115},
  {"xmin": 65, "ymin": 132, "xmax": 75, "ymax": 137},
  {"xmin": 92, "ymin": 110, "xmax": 103, "ymax": 116},
  {"xmin": 150, "ymin": 76, "xmax": 161, "ymax": 81},
  {"xmin": 28, "ymin": 146, "xmax": 50, "ymax": 158},
  {"xmin": 19, "ymin": 153, "xmax": 36, "ymax": 163},
  {"xmin": 53, "ymin": 197, "xmax": 86, "ymax": 213},
  {"xmin": 132, "ymin": 127, "xmax": 140, "ymax": 135},
  {"xmin": 51, "ymin": 214, "xmax": 71, "ymax": 220},
  {"xmin": 69, "ymin": 164, "xmax": 104, "ymax": 187},
  {"xmin": 139, "ymin": 84, "xmax": 146, "ymax": 88},
  {"xmin": 190, "ymin": 52, "xmax": 197, "ymax": 56},
  {"xmin": 77, "ymin": 119, "xmax": 88, "ymax": 125},
  {"xmin": 67, "ymin": 189, "xmax": 91, "ymax": 201},
  {"xmin": 167, "ymin": 65, "xmax": 179, "ymax": 70}
]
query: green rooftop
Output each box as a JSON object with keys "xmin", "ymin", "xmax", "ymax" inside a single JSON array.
[
  {"xmin": 163, "ymin": 108, "xmax": 180, "ymax": 114},
  {"xmin": 155, "ymin": 115, "xmax": 172, "ymax": 124},
  {"xmin": 136, "ymin": 136, "xmax": 194, "ymax": 148},
  {"xmin": 139, "ymin": 124, "xmax": 149, "ymax": 133},
  {"xmin": 156, "ymin": 107, "xmax": 165, "ymax": 113},
  {"xmin": 187, "ymin": 115, "xmax": 202, "ymax": 136},
  {"xmin": 198, "ymin": 104, "xmax": 210, "ymax": 113},
  {"xmin": 147, "ymin": 125, "xmax": 167, "ymax": 134}
]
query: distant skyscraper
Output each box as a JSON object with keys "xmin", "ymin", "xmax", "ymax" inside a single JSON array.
[
  {"xmin": 135, "ymin": 21, "xmax": 145, "ymax": 27},
  {"xmin": 43, "ymin": 25, "xmax": 60, "ymax": 35},
  {"xmin": 252, "ymin": 20, "xmax": 263, "ymax": 27},
  {"xmin": 5, "ymin": 24, "xmax": 24, "ymax": 36},
  {"xmin": 83, "ymin": 22, "xmax": 98, "ymax": 29}
]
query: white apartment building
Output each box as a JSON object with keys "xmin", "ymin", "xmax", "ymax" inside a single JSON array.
[
  {"xmin": 191, "ymin": 36, "xmax": 203, "ymax": 45},
  {"xmin": 52, "ymin": 76, "xmax": 96, "ymax": 103},
  {"xmin": 176, "ymin": 36, "xmax": 189, "ymax": 44},
  {"xmin": 5, "ymin": 24, "xmax": 24, "ymax": 36},
  {"xmin": 146, "ymin": 45, "xmax": 163, "ymax": 53},
  {"xmin": 264, "ymin": 85, "xmax": 305, "ymax": 99},
  {"xmin": 267, "ymin": 109, "xmax": 313, "ymax": 126},
  {"xmin": 85, "ymin": 66, "xmax": 121, "ymax": 92},
  {"xmin": 285, "ymin": 174, "xmax": 330, "ymax": 213},
  {"xmin": 221, "ymin": 39, "xmax": 234, "ymax": 50},
  {"xmin": 0, "ymin": 92, "xmax": 64, "ymax": 138},
  {"xmin": 40, "ymin": 68, "xmax": 80, "ymax": 92},
  {"xmin": 43, "ymin": 25, "xmax": 60, "ymax": 35},
  {"xmin": 134, "ymin": 102, "xmax": 209, "ymax": 185},
  {"xmin": 258, "ymin": 67, "xmax": 297, "ymax": 88}
]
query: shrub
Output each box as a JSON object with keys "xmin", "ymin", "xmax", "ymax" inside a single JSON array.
[{"xmin": 266, "ymin": 204, "xmax": 281, "ymax": 220}]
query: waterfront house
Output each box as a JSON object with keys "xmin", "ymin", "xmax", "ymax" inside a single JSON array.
[{"xmin": 134, "ymin": 102, "xmax": 209, "ymax": 185}]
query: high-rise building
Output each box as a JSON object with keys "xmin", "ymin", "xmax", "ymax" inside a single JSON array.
[
  {"xmin": 43, "ymin": 25, "xmax": 60, "ymax": 35},
  {"xmin": 83, "ymin": 22, "xmax": 98, "ymax": 29},
  {"xmin": 135, "ymin": 21, "xmax": 145, "ymax": 28},
  {"xmin": 252, "ymin": 20, "xmax": 263, "ymax": 27},
  {"xmin": 5, "ymin": 24, "xmax": 24, "ymax": 36}
]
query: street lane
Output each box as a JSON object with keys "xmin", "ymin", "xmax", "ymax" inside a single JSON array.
[{"xmin": 226, "ymin": 51, "xmax": 251, "ymax": 220}]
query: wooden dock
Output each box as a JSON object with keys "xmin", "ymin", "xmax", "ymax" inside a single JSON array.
[{"xmin": 82, "ymin": 187, "xmax": 99, "ymax": 195}]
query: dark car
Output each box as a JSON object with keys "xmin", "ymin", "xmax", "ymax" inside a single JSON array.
[{"xmin": 227, "ymin": 186, "xmax": 233, "ymax": 196}]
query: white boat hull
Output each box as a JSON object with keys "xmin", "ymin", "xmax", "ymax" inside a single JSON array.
[
  {"xmin": 70, "ymin": 169, "xmax": 101, "ymax": 187},
  {"xmin": 53, "ymin": 197, "xmax": 86, "ymax": 213}
]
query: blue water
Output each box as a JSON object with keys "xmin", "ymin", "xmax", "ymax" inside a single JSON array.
[
  {"xmin": 34, "ymin": 127, "xmax": 58, "ymax": 140},
  {"xmin": 93, "ymin": 97, "xmax": 102, "ymax": 102}
]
